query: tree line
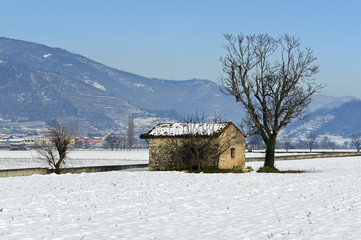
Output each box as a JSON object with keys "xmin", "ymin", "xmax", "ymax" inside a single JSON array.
[{"xmin": 248, "ymin": 132, "xmax": 361, "ymax": 152}]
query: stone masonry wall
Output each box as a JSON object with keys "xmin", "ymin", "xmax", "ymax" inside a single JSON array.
[
  {"xmin": 218, "ymin": 124, "xmax": 245, "ymax": 169},
  {"xmin": 148, "ymin": 124, "xmax": 246, "ymax": 171},
  {"xmin": 148, "ymin": 138, "xmax": 185, "ymax": 170}
]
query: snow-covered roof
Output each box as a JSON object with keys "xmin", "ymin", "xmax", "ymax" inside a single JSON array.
[{"xmin": 140, "ymin": 122, "xmax": 230, "ymax": 138}]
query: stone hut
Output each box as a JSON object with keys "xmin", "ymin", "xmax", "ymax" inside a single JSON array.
[{"xmin": 140, "ymin": 122, "xmax": 245, "ymax": 171}]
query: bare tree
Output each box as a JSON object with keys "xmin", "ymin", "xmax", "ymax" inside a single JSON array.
[
  {"xmin": 282, "ymin": 135, "xmax": 293, "ymax": 153},
  {"xmin": 350, "ymin": 133, "xmax": 361, "ymax": 152},
  {"xmin": 220, "ymin": 33, "xmax": 322, "ymax": 170},
  {"xmin": 127, "ymin": 116, "xmax": 135, "ymax": 149},
  {"xmin": 320, "ymin": 136, "xmax": 336, "ymax": 150},
  {"xmin": 36, "ymin": 119, "xmax": 77, "ymax": 174},
  {"xmin": 104, "ymin": 134, "xmax": 119, "ymax": 151},
  {"xmin": 119, "ymin": 135, "xmax": 126, "ymax": 150},
  {"xmin": 303, "ymin": 132, "xmax": 318, "ymax": 152}
]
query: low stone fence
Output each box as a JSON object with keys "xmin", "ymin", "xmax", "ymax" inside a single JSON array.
[
  {"xmin": 0, "ymin": 164, "xmax": 149, "ymax": 178},
  {"xmin": 246, "ymin": 152, "xmax": 361, "ymax": 162},
  {"xmin": 0, "ymin": 168, "xmax": 49, "ymax": 177},
  {"xmin": 56, "ymin": 164, "xmax": 149, "ymax": 174}
]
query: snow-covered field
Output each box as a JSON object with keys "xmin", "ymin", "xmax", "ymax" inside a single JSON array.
[
  {"xmin": 0, "ymin": 150, "xmax": 149, "ymax": 169},
  {"xmin": 0, "ymin": 149, "xmax": 346, "ymax": 170},
  {"xmin": 245, "ymin": 151, "xmax": 318, "ymax": 158},
  {"xmin": 1, "ymin": 156, "xmax": 361, "ymax": 239}
]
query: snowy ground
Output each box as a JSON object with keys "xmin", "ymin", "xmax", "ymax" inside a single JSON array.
[
  {"xmin": 1, "ymin": 156, "xmax": 361, "ymax": 239},
  {"xmin": 245, "ymin": 151, "xmax": 318, "ymax": 158}
]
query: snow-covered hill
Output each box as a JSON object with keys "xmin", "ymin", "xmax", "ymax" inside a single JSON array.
[{"xmin": 309, "ymin": 94, "xmax": 358, "ymax": 111}]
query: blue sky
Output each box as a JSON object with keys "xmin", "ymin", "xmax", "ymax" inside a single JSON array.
[{"xmin": 1, "ymin": 0, "xmax": 361, "ymax": 97}]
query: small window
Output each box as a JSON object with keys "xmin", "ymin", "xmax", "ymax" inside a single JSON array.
[{"xmin": 230, "ymin": 148, "xmax": 235, "ymax": 158}]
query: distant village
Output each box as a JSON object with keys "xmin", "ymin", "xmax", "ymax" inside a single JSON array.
[
  {"xmin": 0, "ymin": 133, "xmax": 355, "ymax": 151},
  {"xmin": 0, "ymin": 134, "xmax": 147, "ymax": 151}
]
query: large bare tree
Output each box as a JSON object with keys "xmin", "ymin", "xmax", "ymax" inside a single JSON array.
[
  {"xmin": 36, "ymin": 119, "xmax": 78, "ymax": 174},
  {"xmin": 220, "ymin": 33, "xmax": 322, "ymax": 170}
]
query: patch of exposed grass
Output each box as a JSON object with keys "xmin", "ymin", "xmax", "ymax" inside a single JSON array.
[
  {"xmin": 186, "ymin": 166, "xmax": 254, "ymax": 174},
  {"xmin": 279, "ymin": 170, "xmax": 308, "ymax": 174},
  {"xmin": 257, "ymin": 166, "xmax": 280, "ymax": 173},
  {"xmin": 257, "ymin": 166, "xmax": 308, "ymax": 173},
  {"xmin": 187, "ymin": 169, "xmax": 244, "ymax": 174},
  {"xmin": 246, "ymin": 166, "xmax": 254, "ymax": 172}
]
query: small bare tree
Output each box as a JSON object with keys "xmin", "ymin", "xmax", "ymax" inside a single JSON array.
[
  {"xmin": 220, "ymin": 33, "xmax": 322, "ymax": 170},
  {"xmin": 127, "ymin": 116, "xmax": 135, "ymax": 149},
  {"xmin": 320, "ymin": 136, "xmax": 336, "ymax": 150},
  {"xmin": 303, "ymin": 132, "xmax": 318, "ymax": 152},
  {"xmin": 350, "ymin": 133, "xmax": 361, "ymax": 152},
  {"xmin": 104, "ymin": 134, "xmax": 119, "ymax": 151},
  {"xmin": 36, "ymin": 119, "xmax": 77, "ymax": 174},
  {"xmin": 119, "ymin": 135, "xmax": 126, "ymax": 150},
  {"xmin": 282, "ymin": 135, "xmax": 293, "ymax": 153}
]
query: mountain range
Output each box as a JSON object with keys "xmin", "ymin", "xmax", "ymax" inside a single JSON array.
[
  {"xmin": 0, "ymin": 37, "xmax": 360, "ymax": 141},
  {"xmin": 0, "ymin": 37, "xmax": 242, "ymax": 136},
  {"xmin": 282, "ymin": 99, "xmax": 361, "ymax": 143}
]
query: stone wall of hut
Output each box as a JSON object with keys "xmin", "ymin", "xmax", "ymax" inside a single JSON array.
[
  {"xmin": 148, "ymin": 138, "xmax": 186, "ymax": 170},
  {"xmin": 148, "ymin": 124, "xmax": 245, "ymax": 171},
  {"xmin": 218, "ymin": 124, "xmax": 245, "ymax": 169}
]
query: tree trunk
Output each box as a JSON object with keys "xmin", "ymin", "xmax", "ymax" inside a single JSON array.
[
  {"xmin": 195, "ymin": 147, "xmax": 201, "ymax": 170},
  {"xmin": 54, "ymin": 154, "xmax": 65, "ymax": 174},
  {"xmin": 264, "ymin": 136, "xmax": 277, "ymax": 168},
  {"xmin": 55, "ymin": 160, "xmax": 62, "ymax": 174}
]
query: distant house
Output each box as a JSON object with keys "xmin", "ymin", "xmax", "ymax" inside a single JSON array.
[
  {"xmin": 86, "ymin": 137, "xmax": 103, "ymax": 145},
  {"xmin": 246, "ymin": 143, "xmax": 258, "ymax": 151},
  {"xmin": 75, "ymin": 137, "xmax": 87, "ymax": 144},
  {"xmin": 140, "ymin": 122, "xmax": 245, "ymax": 171},
  {"xmin": 75, "ymin": 137, "xmax": 103, "ymax": 146}
]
